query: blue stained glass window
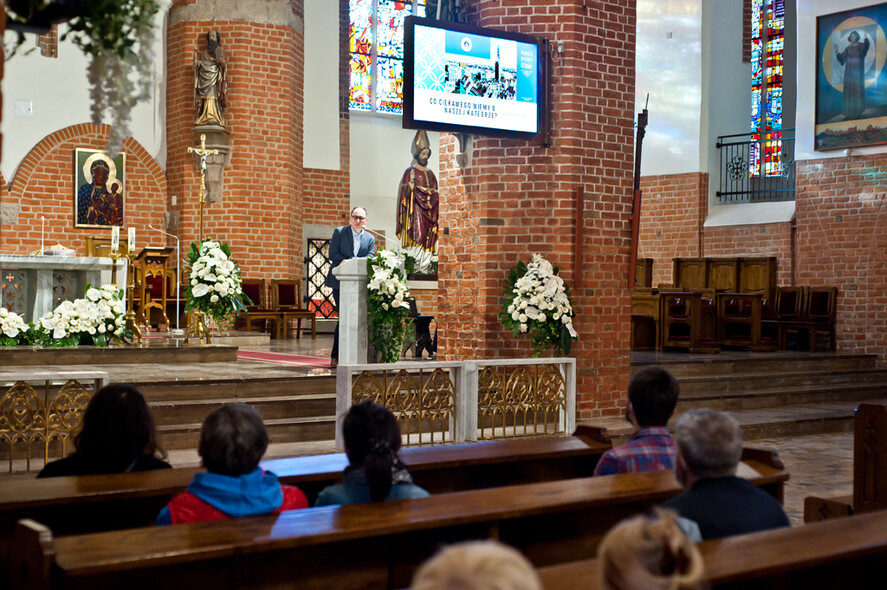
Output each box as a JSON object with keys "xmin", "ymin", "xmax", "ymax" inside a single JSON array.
[{"xmin": 349, "ymin": 0, "xmax": 427, "ymax": 115}]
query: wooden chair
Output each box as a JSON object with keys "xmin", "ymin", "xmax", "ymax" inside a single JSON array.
[
  {"xmin": 135, "ymin": 247, "xmax": 173, "ymax": 331},
  {"xmin": 760, "ymin": 286, "xmax": 804, "ymax": 349},
  {"xmin": 634, "ymin": 258, "xmax": 653, "ymax": 288},
  {"xmin": 84, "ymin": 236, "xmax": 129, "ymax": 257},
  {"xmin": 238, "ymin": 279, "xmax": 282, "ymax": 338},
  {"xmin": 707, "ymin": 258, "xmax": 740, "ymax": 292},
  {"xmin": 402, "ymin": 297, "xmax": 436, "ymax": 358},
  {"xmin": 630, "ymin": 288, "xmax": 659, "ymax": 351},
  {"xmin": 781, "ymin": 287, "xmax": 838, "ymax": 352},
  {"xmin": 716, "ymin": 292, "xmax": 773, "ymax": 351},
  {"xmin": 739, "ymin": 257, "xmax": 777, "ymax": 314},
  {"xmin": 660, "ymin": 291, "xmax": 719, "ymax": 353},
  {"xmin": 271, "ymin": 279, "xmax": 316, "ymax": 339}
]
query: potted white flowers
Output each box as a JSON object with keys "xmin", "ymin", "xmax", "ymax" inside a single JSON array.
[
  {"xmin": 500, "ymin": 253, "xmax": 578, "ymax": 356},
  {"xmin": 0, "ymin": 308, "xmax": 30, "ymax": 346},
  {"xmin": 183, "ymin": 239, "xmax": 249, "ymax": 328},
  {"xmin": 34, "ymin": 284, "xmax": 127, "ymax": 346},
  {"xmin": 367, "ymin": 250, "xmax": 412, "ymax": 363}
]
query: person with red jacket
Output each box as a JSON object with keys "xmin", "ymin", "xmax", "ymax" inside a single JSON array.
[{"xmin": 157, "ymin": 403, "xmax": 307, "ymax": 525}]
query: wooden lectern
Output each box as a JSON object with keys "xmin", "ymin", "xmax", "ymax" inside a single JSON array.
[{"xmin": 135, "ymin": 247, "xmax": 174, "ymax": 330}]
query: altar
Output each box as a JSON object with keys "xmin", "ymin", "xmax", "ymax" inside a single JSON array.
[{"xmin": 0, "ymin": 255, "xmax": 127, "ymax": 322}]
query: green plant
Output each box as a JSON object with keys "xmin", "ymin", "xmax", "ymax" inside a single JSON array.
[{"xmin": 367, "ymin": 250, "xmax": 413, "ymax": 363}]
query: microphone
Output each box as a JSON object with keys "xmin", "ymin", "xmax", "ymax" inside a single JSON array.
[{"xmin": 361, "ymin": 227, "xmax": 393, "ymax": 244}]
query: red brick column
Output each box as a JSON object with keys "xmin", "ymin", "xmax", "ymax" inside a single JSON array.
[
  {"xmin": 167, "ymin": 0, "xmax": 305, "ymax": 280},
  {"xmin": 437, "ymin": 0, "xmax": 637, "ymax": 418}
]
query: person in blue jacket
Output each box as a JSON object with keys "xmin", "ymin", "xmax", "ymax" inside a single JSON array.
[
  {"xmin": 157, "ymin": 403, "xmax": 307, "ymax": 524},
  {"xmin": 315, "ymin": 400, "xmax": 429, "ymax": 506}
]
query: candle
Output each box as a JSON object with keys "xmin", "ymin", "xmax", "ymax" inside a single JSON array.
[
  {"xmin": 127, "ymin": 227, "xmax": 136, "ymax": 252},
  {"xmin": 111, "ymin": 227, "xmax": 120, "ymax": 253}
]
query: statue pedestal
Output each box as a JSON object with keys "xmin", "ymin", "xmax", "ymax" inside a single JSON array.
[{"xmin": 333, "ymin": 257, "xmax": 369, "ymax": 365}]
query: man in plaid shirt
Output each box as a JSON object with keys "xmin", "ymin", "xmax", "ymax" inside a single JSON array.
[{"xmin": 593, "ymin": 366, "xmax": 679, "ymax": 476}]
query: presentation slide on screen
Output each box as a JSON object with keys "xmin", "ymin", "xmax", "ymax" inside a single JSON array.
[{"xmin": 412, "ymin": 24, "xmax": 539, "ymax": 133}]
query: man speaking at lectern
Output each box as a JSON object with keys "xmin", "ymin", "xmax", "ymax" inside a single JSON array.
[{"xmin": 325, "ymin": 207, "xmax": 375, "ymax": 367}]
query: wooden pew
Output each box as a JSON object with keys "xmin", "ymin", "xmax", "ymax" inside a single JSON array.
[
  {"xmin": 0, "ymin": 435, "xmax": 609, "ymax": 586},
  {"xmin": 805, "ymin": 400, "xmax": 887, "ymax": 522},
  {"xmin": 10, "ymin": 461, "xmax": 789, "ymax": 590},
  {"xmin": 538, "ymin": 508, "xmax": 887, "ymax": 589}
]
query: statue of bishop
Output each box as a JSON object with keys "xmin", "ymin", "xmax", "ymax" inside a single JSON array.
[
  {"xmin": 396, "ymin": 130, "xmax": 439, "ymax": 274},
  {"xmin": 194, "ymin": 30, "xmax": 228, "ymax": 127}
]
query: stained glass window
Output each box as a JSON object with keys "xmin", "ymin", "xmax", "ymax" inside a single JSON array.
[
  {"xmin": 349, "ymin": 0, "xmax": 427, "ymax": 115},
  {"xmin": 750, "ymin": 0, "xmax": 785, "ymax": 177}
]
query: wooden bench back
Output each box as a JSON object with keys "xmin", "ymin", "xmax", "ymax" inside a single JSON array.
[
  {"xmin": 11, "ymin": 459, "xmax": 788, "ymax": 590},
  {"xmin": 538, "ymin": 508, "xmax": 887, "ymax": 589}
]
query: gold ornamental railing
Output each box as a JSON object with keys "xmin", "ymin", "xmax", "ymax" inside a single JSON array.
[
  {"xmin": 0, "ymin": 371, "xmax": 108, "ymax": 473},
  {"xmin": 338, "ymin": 359, "xmax": 576, "ymax": 449}
]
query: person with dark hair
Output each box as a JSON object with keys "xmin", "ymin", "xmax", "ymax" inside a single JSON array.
[
  {"xmin": 315, "ymin": 400, "xmax": 429, "ymax": 505},
  {"xmin": 157, "ymin": 403, "xmax": 308, "ymax": 525},
  {"xmin": 594, "ymin": 366, "xmax": 680, "ymax": 476},
  {"xmin": 38, "ymin": 383, "xmax": 170, "ymax": 478},
  {"xmin": 662, "ymin": 408, "xmax": 789, "ymax": 540}
]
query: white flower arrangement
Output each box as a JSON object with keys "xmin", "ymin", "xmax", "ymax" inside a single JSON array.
[
  {"xmin": 0, "ymin": 308, "xmax": 30, "ymax": 345},
  {"xmin": 367, "ymin": 250, "xmax": 412, "ymax": 362},
  {"xmin": 35, "ymin": 284, "xmax": 127, "ymax": 346},
  {"xmin": 500, "ymin": 253, "xmax": 578, "ymax": 356},
  {"xmin": 184, "ymin": 239, "xmax": 249, "ymax": 324}
]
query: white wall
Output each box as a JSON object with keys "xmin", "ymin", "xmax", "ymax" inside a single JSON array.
[
  {"xmin": 796, "ymin": 0, "xmax": 887, "ymax": 160},
  {"xmin": 636, "ymin": 0, "xmax": 703, "ymax": 176},
  {"xmin": 349, "ymin": 115, "xmax": 439, "ymax": 248},
  {"xmin": 303, "ymin": 0, "xmax": 340, "ymax": 170},
  {"xmin": 1, "ymin": 2, "xmax": 171, "ymax": 178}
]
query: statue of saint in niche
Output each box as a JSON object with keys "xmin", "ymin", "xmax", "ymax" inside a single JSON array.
[
  {"xmin": 396, "ymin": 130, "xmax": 439, "ymax": 274},
  {"xmin": 194, "ymin": 30, "xmax": 228, "ymax": 127}
]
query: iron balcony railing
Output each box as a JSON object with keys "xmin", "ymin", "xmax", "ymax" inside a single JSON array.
[{"xmin": 715, "ymin": 130, "xmax": 795, "ymax": 204}]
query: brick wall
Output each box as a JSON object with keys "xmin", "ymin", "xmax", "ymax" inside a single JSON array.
[
  {"xmin": 795, "ymin": 154, "xmax": 887, "ymax": 358},
  {"xmin": 0, "ymin": 124, "xmax": 166, "ymax": 256},
  {"xmin": 703, "ymin": 223, "xmax": 793, "ymax": 285},
  {"xmin": 167, "ymin": 1, "xmax": 305, "ymax": 282},
  {"xmin": 438, "ymin": 0, "xmax": 636, "ymax": 418},
  {"xmin": 638, "ymin": 173, "xmax": 706, "ymax": 285}
]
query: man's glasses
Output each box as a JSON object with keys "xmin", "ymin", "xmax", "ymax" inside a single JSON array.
[{"xmin": 351, "ymin": 215, "xmax": 366, "ymax": 221}]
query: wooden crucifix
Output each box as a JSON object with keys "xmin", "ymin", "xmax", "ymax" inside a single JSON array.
[{"xmin": 187, "ymin": 134, "xmax": 219, "ymax": 242}]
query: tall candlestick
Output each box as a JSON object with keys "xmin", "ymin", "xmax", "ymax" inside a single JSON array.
[
  {"xmin": 127, "ymin": 227, "xmax": 136, "ymax": 252},
  {"xmin": 111, "ymin": 226, "xmax": 120, "ymax": 253}
]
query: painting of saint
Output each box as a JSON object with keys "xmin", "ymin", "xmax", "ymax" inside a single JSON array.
[
  {"xmin": 816, "ymin": 6, "xmax": 887, "ymax": 150},
  {"xmin": 74, "ymin": 149, "xmax": 126, "ymax": 228}
]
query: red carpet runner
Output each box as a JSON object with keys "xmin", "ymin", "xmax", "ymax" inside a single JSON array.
[{"xmin": 236, "ymin": 350, "xmax": 332, "ymax": 367}]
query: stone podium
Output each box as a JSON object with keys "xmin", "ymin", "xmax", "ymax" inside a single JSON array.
[
  {"xmin": 0, "ymin": 255, "xmax": 127, "ymax": 322},
  {"xmin": 332, "ymin": 257, "xmax": 369, "ymax": 365}
]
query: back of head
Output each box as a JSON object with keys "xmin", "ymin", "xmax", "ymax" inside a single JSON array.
[
  {"xmin": 411, "ymin": 540, "xmax": 542, "ymax": 590},
  {"xmin": 76, "ymin": 383, "xmax": 165, "ymax": 467},
  {"xmin": 628, "ymin": 366, "xmax": 680, "ymax": 427},
  {"xmin": 200, "ymin": 403, "xmax": 268, "ymax": 476},
  {"xmin": 674, "ymin": 408, "xmax": 743, "ymax": 479},
  {"xmin": 342, "ymin": 400, "xmax": 401, "ymax": 502},
  {"xmin": 598, "ymin": 509, "xmax": 704, "ymax": 590}
]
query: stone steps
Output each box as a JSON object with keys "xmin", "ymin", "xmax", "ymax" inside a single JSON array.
[
  {"xmin": 585, "ymin": 352, "xmax": 887, "ymax": 444},
  {"xmin": 150, "ymin": 393, "xmax": 336, "ymax": 424},
  {"xmin": 135, "ymin": 374, "xmax": 336, "ymax": 402}
]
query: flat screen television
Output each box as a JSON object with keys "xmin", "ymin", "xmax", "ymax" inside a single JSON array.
[{"xmin": 403, "ymin": 16, "xmax": 548, "ymax": 141}]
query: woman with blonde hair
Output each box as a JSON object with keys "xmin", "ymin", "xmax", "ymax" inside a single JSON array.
[
  {"xmin": 598, "ymin": 509, "xmax": 705, "ymax": 590},
  {"xmin": 412, "ymin": 540, "xmax": 542, "ymax": 590}
]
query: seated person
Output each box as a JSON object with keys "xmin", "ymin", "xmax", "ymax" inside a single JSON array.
[
  {"xmin": 594, "ymin": 366, "xmax": 680, "ymax": 476},
  {"xmin": 38, "ymin": 383, "xmax": 171, "ymax": 478},
  {"xmin": 597, "ymin": 508, "xmax": 704, "ymax": 590},
  {"xmin": 662, "ymin": 408, "xmax": 790, "ymax": 540},
  {"xmin": 411, "ymin": 540, "xmax": 542, "ymax": 590},
  {"xmin": 157, "ymin": 403, "xmax": 308, "ymax": 524},
  {"xmin": 315, "ymin": 400, "xmax": 429, "ymax": 506}
]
